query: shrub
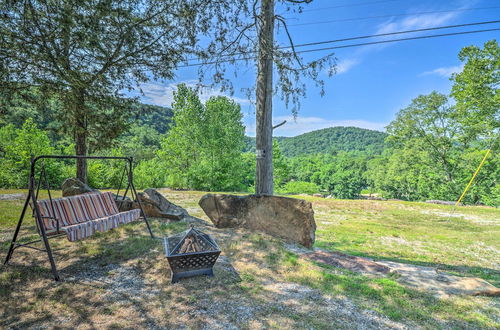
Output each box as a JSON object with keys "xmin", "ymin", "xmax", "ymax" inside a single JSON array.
[{"xmin": 278, "ymin": 181, "xmax": 321, "ymax": 195}]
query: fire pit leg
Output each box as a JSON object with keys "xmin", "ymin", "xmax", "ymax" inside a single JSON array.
[{"xmin": 171, "ymin": 268, "xmax": 215, "ymax": 283}]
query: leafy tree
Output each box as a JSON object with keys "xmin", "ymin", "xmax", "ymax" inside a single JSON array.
[
  {"xmin": 386, "ymin": 92, "xmax": 460, "ymax": 183},
  {"xmin": 370, "ymin": 87, "xmax": 499, "ymax": 205},
  {"xmin": 366, "ymin": 147, "xmax": 445, "ymax": 200},
  {"xmin": 277, "ymin": 181, "xmax": 320, "ymax": 195},
  {"xmin": 158, "ymin": 84, "xmax": 245, "ymax": 191},
  {"xmin": 451, "ymin": 40, "xmax": 499, "ymax": 142},
  {"xmin": 273, "ymin": 140, "xmax": 289, "ymax": 188},
  {"xmin": 134, "ymin": 158, "xmax": 168, "ymax": 190},
  {"xmin": 315, "ymin": 152, "xmax": 366, "ymax": 199},
  {"xmin": 0, "ymin": 119, "xmax": 62, "ymax": 188},
  {"xmin": 241, "ymin": 152, "xmax": 257, "ymax": 192},
  {"xmin": 0, "ymin": 0, "xmax": 243, "ymax": 183},
  {"xmin": 117, "ymin": 124, "xmax": 162, "ymax": 162}
]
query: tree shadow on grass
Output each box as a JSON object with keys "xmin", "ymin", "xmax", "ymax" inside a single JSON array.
[
  {"xmin": 0, "ymin": 218, "xmax": 246, "ymax": 328},
  {"xmin": 316, "ymin": 241, "xmax": 500, "ymax": 286}
]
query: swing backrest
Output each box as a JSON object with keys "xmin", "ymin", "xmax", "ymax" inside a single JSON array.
[{"xmin": 33, "ymin": 192, "xmax": 119, "ymax": 233}]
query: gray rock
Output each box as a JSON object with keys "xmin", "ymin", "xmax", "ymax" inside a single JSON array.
[
  {"xmin": 135, "ymin": 188, "xmax": 188, "ymax": 220},
  {"xmin": 199, "ymin": 194, "xmax": 316, "ymax": 248},
  {"xmin": 112, "ymin": 190, "xmax": 187, "ymax": 220},
  {"xmin": 425, "ymin": 200, "xmax": 458, "ymax": 205},
  {"xmin": 112, "ymin": 194, "xmax": 133, "ymax": 212},
  {"xmin": 61, "ymin": 178, "xmax": 96, "ymax": 197},
  {"xmin": 0, "ymin": 193, "xmax": 25, "ymax": 200}
]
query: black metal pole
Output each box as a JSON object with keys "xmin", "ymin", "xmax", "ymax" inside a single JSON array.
[
  {"xmin": 128, "ymin": 158, "xmax": 154, "ymax": 238},
  {"xmin": 3, "ymin": 192, "xmax": 31, "ymax": 265},
  {"xmin": 28, "ymin": 161, "xmax": 60, "ymax": 281}
]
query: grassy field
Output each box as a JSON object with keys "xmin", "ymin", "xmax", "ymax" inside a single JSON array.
[{"xmin": 0, "ymin": 189, "xmax": 499, "ymax": 328}]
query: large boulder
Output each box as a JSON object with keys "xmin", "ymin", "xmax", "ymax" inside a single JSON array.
[
  {"xmin": 199, "ymin": 194, "xmax": 316, "ymax": 248},
  {"xmin": 61, "ymin": 178, "xmax": 96, "ymax": 197},
  {"xmin": 124, "ymin": 189, "xmax": 188, "ymax": 220}
]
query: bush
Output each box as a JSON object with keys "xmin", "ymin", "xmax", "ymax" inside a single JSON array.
[
  {"xmin": 0, "ymin": 119, "xmax": 63, "ymax": 188},
  {"xmin": 278, "ymin": 181, "xmax": 321, "ymax": 195},
  {"xmin": 134, "ymin": 158, "xmax": 168, "ymax": 189}
]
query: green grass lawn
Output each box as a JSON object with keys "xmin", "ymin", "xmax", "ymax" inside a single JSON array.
[
  {"xmin": 296, "ymin": 197, "xmax": 500, "ymax": 286},
  {"xmin": 0, "ymin": 189, "xmax": 498, "ymax": 328}
]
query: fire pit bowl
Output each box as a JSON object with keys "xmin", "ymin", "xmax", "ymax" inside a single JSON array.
[{"xmin": 163, "ymin": 226, "xmax": 221, "ymax": 283}]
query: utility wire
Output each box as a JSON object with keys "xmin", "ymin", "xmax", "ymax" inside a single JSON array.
[
  {"xmin": 283, "ymin": 20, "xmax": 500, "ymax": 51},
  {"xmin": 289, "ymin": 7, "xmax": 500, "ymax": 27},
  {"xmin": 178, "ymin": 28, "xmax": 500, "ymax": 68},
  {"xmin": 294, "ymin": 28, "xmax": 500, "ymax": 55},
  {"xmin": 299, "ymin": 0, "xmax": 405, "ymax": 12},
  {"xmin": 184, "ymin": 20, "xmax": 500, "ymax": 63}
]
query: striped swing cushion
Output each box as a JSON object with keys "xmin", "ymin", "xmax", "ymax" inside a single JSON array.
[{"xmin": 33, "ymin": 192, "xmax": 140, "ymax": 242}]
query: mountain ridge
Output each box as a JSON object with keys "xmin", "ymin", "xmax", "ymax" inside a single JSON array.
[{"xmin": 245, "ymin": 126, "xmax": 387, "ymax": 157}]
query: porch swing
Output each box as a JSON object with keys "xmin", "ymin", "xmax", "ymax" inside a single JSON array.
[{"xmin": 3, "ymin": 155, "xmax": 154, "ymax": 281}]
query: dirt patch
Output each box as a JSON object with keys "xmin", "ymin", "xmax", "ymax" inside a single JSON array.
[
  {"xmin": 287, "ymin": 245, "xmax": 498, "ymax": 299},
  {"xmin": 303, "ymin": 250, "xmax": 391, "ymax": 276},
  {"xmin": 377, "ymin": 261, "xmax": 499, "ymax": 298},
  {"xmin": 0, "ymin": 193, "xmax": 25, "ymax": 200}
]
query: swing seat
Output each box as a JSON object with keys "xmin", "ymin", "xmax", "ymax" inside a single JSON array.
[{"xmin": 31, "ymin": 192, "xmax": 141, "ymax": 242}]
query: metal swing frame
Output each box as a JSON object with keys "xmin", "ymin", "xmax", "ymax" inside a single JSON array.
[{"xmin": 3, "ymin": 155, "xmax": 154, "ymax": 281}]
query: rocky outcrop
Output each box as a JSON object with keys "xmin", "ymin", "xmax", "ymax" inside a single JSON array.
[
  {"xmin": 117, "ymin": 189, "xmax": 188, "ymax": 220},
  {"xmin": 61, "ymin": 178, "xmax": 96, "ymax": 197},
  {"xmin": 199, "ymin": 194, "xmax": 316, "ymax": 248}
]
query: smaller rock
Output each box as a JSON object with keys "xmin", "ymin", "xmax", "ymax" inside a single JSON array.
[
  {"xmin": 112, "ymin": 194, "xmax": 133, "ymax": 212},
  {"xmin": 425, "ymin": 200, "xmax": 458, "ymax": 205},
  {"xmin": 111, "ymin": 190, "xmax": 188, "ymax": 220},
  {"xmin": 312, "ymin": 193, "xmax": 323, "ymax": 198},
  {"xmin": 61, "ymin": 178, "xmax": 96, "ymax": 197},
  {"xmin": 0, "ymin": 193, "xmax": 25, "ymax": 201},
  {"xmin": 136, "ymin": 189, "xmax": 188, "ymax": 220}
]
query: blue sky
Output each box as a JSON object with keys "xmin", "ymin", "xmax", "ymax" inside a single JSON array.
[{"xmin": 134, "ymin": 0, "xmax": 500, "ymax": 136}]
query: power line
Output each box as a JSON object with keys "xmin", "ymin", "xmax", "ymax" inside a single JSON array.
[
  {"xmin": 294, "ymin": 28, "xmax": 500, "ymax": 55},
  {"xmin": 299, "ymin": 0, "xmax": 405, "ymax": 12},
  {"xmin": 289, "ymin": 7, "xmax": 500, "ymax": 27},
  {"xmin": 185, "ymin": 20, "xmax": 500, "ymax": 63},
  {"xmin": 284, "ymin": 20, "xmax": 500, "ymax": 50},
  {"xmin": 178, "ymin": 28, "xmax": 500, "ymax": 68}
]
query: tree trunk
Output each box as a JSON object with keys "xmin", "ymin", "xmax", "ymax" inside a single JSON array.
[
  {"xmin": 73, "ymin": 88, "xmax": 88, "ymax": 184},
  {"xmin": 255, "ymin": 0, "xmax": 274, "ymax": 195}
]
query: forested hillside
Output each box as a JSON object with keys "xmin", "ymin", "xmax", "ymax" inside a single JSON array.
[{"xmin": 245, "ymin": 127, "xmax": 387, "ymax": 156}]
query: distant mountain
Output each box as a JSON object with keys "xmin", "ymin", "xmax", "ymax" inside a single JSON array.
[
  {"xmin": 245, "ymin": 126, "xmax": 387, "ymax": 157},
  {"xmin": 130, "ymin": 103, "xmax": 173, "ymax": 134}
]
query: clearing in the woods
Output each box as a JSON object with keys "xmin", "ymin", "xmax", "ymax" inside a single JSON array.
[{"xmin": 0, "ymin": 189, "xmax": 499, "ymax": 329}]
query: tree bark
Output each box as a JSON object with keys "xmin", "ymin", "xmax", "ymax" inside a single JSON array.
[
  {"xmin": 255, "ymin": 0, "xmax": 274, "ymax": 195},
  {"xmin": 73, "ymin": 88, "xmax": 88, "ymax": 184}
]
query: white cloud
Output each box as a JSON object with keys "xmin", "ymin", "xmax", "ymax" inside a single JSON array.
[
  {"xmin": 375, "ymin": 11, "xmax": 459, "ymax": 35},
  {"xmin": 330, "ymin": 7, "xmax": 463, "ymax": 75},
  {"xmin": 335, "ymin": 59, "xmax": 359, "ymax": 74},
  {"xmin": 138, "ymin": 81, "xmax": 251, "ymax": 107},
  {"xmin": 245, "ymin": 115, "xmax": 387, "ymax": 137},
  {"xmin": 421, "ymin": 64, "xmax": 464, "ymax": 77},
  {"xmin": 354, "ymin": 9, "xmax": 462, "ymax": 54}
]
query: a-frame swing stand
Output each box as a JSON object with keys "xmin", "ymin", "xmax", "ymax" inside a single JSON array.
[{"xmin": 3, "ymin": 155, "xmax": 154, "ymax": 281}]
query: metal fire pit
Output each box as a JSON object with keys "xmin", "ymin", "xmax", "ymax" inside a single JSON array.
[{"xmin": 163, "ymin": 226, "xmax": 221, "ymax": 283}]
